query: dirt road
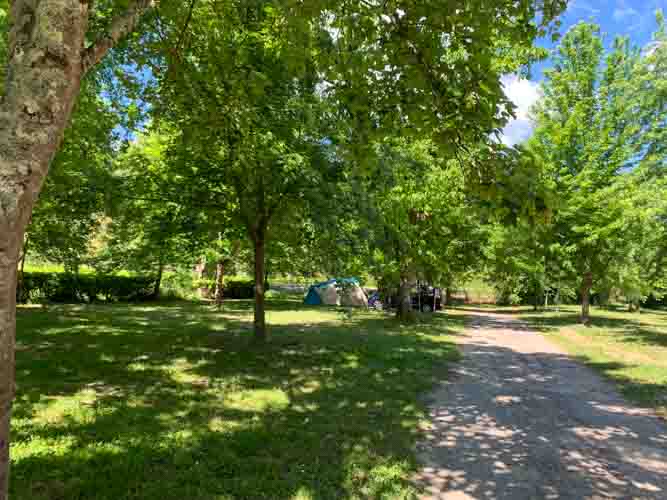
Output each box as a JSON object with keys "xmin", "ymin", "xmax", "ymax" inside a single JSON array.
[{"xmin": 415, "ymin": 311, "xmax": 667, "ymax": 499}]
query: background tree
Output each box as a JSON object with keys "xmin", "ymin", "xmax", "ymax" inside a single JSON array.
[
  {"xmin": 528, "ymin": 19, "xmax": 667, "ymax": 323},
  {"xmin": 155, "ymin": 1, "xmax": 333, "ymax": 342},
  {"xmin": 25, "ymin": 75, "xmax": 120, "ymax": 272},
  {"xmin": 96, "ymin": 132, "xmax": 198, "ymax": 298}
]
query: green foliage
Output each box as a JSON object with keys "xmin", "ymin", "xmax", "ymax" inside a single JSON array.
[
  {"xmin": 489, "ymin": 17, "xmax": 667, "ymax": 311},
  {"xmin": 18, "ymin": 272, "xmax": 158, "ymax": 304},
  {"xmin": 97, "ymin": 131, "xmax": 198, "ymax": 279},
  {"xmin": 25, "ymin": 72, "xmax": 119, "ymax": 269},
  {"xmin": 351, "ymin": 139, "xmax": 485, "ymax": 290}
]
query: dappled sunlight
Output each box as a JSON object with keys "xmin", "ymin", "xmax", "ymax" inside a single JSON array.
[
  {"xmin": 416, "ymin": 311, "xmax": 667, "ymax": 499},
  {"xmin": 12, "ymin": 300, "xmax": 462, "ymax": 499},
  {"xmin": 224, "ymin": 389, "xmax": 290, "ymax": 413},
  {"xmin": 515, "ymin": 306, "xmax": 667, "ymax": 418}
]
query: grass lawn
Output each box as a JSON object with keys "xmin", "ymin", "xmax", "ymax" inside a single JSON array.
[
  {"xmin": 12, "ymin": 299, "xmax": 462, "ymax": 500},
  {"xmin": 518, "ymin": 305, "xmax": 667, "ymax": 418}
]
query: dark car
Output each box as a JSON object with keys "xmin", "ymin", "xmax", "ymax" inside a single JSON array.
[
  {"xmin": 410, "ymin": 285, "xmax": 442, "ymax": 312},
  {"xmin": 383, "ymin": 284, "xmax": 442, "ymax": 312}
]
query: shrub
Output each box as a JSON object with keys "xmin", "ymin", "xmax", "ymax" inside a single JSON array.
[
  {"xmin": 223, "ymin": 280, "xmax": 255, "ymax": 299},
  {"xmin": 17, "ymin": 272, "xmax": 157, "ymax": 304}
]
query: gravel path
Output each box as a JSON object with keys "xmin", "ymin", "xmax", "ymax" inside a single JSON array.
[{"xmin": 415, "ymin": 311, "xmax": 667, "ymax": 499}]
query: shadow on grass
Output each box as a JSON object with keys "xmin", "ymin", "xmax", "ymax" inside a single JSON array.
[
  {"xmin": 13, "ymin": 301, "xmax": 462, "ymax": 500},
  {"xmin": 504, "ymin": 309, "xmax": 667, "ymax": 416},
  {"xmin": 452, "ymin": 305, "xmax": 531, "ymax": 316},
  {"xmin": 519, "ymin": 310, "xmax": 667, "ymax": 349}
]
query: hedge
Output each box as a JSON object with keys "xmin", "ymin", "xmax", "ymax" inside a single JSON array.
[
  {"xmin": 196, "ymin": 279, "xmax": 257, "ymax": 300},
  {"xmin": 223, "ymin": 280, "xmax": 256, "ymax": 299},
  {"xmin": 17, "ymin": 272, "xmax": 158, "ymax": 304}
]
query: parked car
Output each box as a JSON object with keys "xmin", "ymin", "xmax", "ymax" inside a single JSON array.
[
  {"xmin": 378, "ymin": 284, "xmax": 442, "ymax": 312},
  {"xmin": 410, "ymin": 285, "xmax": 442, "ymax": 312}
]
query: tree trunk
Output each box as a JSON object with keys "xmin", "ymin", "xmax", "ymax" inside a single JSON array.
[
  {"xmin": 0, "ymin": 3, "xmax": 158, "ymax": 495},
  {"xmin": 396, "ymin": 269, "xmax": 413, "ymax": 321},
  {"xmin": 253, "ymin": 235, "xmax": 268, "ymax": 342},
  {"xmin": 16, "ymin": 238, "xmax": 28, "ymax": 304},
  {"xmin": 0, "ymin": 241, "xmax": 19, "ymax": 500},
  {"xmin": 580, "ymin": 271, "xmax": 593, "ymax": 325},
  {"xmin": 214, "ymin": 259, "xmax": 225, "ymax": 309},
  {"xmin": 0, "ymin": 4, "xmax": 89, "ymax": 497},
  {"xmin": 153, "ymin": 258, "xmax": 164, "ymax": 300}
]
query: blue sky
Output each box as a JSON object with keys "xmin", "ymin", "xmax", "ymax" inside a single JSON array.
[{"xmin": 502, "ymin": 0, "xmax": 665, "ymax": 145}]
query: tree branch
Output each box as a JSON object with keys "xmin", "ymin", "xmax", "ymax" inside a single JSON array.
[
  {"xmin": 82, "ymin": 0, "xmax": 159, "ymax": 74},
  {"xmin": 176, "ymin": 0, "xmax": 197, "ymax": 54}
]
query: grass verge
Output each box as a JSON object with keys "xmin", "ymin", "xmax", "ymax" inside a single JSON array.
[{"xmin": 518, "ymin": 305, "xmax": 667, "ymax": 418}]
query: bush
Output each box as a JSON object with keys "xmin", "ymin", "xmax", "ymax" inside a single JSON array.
[
  {"xmin": 17, "ymin": 272, "xmax": 157, "ymax": 304},
  {"xmin": 223, "ymin": 280, "xmax": 255, "ymax": 299}
]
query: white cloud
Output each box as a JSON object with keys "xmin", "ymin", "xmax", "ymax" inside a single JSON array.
[
  {"xmin": 613, "ymin": 7, "xmax": 639, "ymax": 22},
  {"xmin": 500, "ymin": 75, "xmax": 541, "ymax": 146}
]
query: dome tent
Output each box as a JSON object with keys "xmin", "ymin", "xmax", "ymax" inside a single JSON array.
[{"xmin": 303, "ymin": 278, "xmax": 368, "ymax": 307}]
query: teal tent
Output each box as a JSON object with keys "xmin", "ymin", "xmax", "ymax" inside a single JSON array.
[{"xmin": 304, "ymin": 278, "xmax": 359, "ymax": 306}]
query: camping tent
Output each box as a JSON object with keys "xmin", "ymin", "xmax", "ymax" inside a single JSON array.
[{"xmin": 304, "ymin": 278, "xmax": 368, "ymax": 307}]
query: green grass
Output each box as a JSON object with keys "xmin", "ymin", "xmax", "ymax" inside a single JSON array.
[
  {"xmin": 13, "ymin": 300, "xmax": 462, "ymax": 499},
  {"xmin": 518, "ymin": 305, "xmax": 667, "ymax": 418}
]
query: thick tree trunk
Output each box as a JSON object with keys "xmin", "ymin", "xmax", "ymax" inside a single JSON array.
[
  {"xmin": 253, "ymin": 236, "xmax": 268, "ymax": 342},
  {"xmin": 0, "ymin": 2, "xmax": 157, "ymax": 496},
  {"xmin": 580, "ymin": 271, "xmax": 593, "ymax": 325},
  {"xmin": 0, "ymin": 242, "xmax": 19, "ymax": 500},
  {"xmin": 0, "ymin": 4, "xmax": 89, "ymax": 497},
  {"xmin": 214, "ymin": 259, "xmax": 225, "ymax": 308}
]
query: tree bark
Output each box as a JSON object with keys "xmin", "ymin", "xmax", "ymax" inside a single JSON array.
[
  {"xmin": 153, "ymin": 258, "xmax": 164, "ymax": 300},
  {"xmin": 0, "ymin": 2, "xmax": 158, "ymax": 496},
  {"xmin": 396, "ymin": 269, "xmax": 413, "ymax": 321},
  {"xmin": 580, "ymin": 271, "xmax": 593, "ymax": 325},
  {"xmin": 0, "ymin": 4, "xmax": 89, "ymax": 497},
  {"xmin": 253, "ymin": 235, "xmax": 268, "ymax": 342},
  {"xmin": 214, "ymin": 259, "xmax": 225, "ymax": 309},
  {"xmin": 0, "ymin": 243, "xmax": 19, "ymax": 500}
]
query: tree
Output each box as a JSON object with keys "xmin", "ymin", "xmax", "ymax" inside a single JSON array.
[
  {"xmin": 25, "ymin": 75, "xmax": 120, "ymax": 273},
  {"xmin": 152, "ymin": 0, "xmax": 566, "ymax": 333},
  {"xmin": 306, "ymin": 138, "xmax": 487, "ymax": 319},
  {"xmin": 155, "ymin": 1, "xmax": 335, "ymax": 342},
  {"xmin": 0, "ymin": 1, "xmax": 164, "ymax": 495},
  {"xmin": 94, "ymin": 131, "xmax": 199, "ymax": 298},
  {"xmin": 608, "ymin": 176, "xmax": 667, "ymax": 310},
  {"xmin": 528, "ymin": 18, "xmax": 667, "ymax": 323}
]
